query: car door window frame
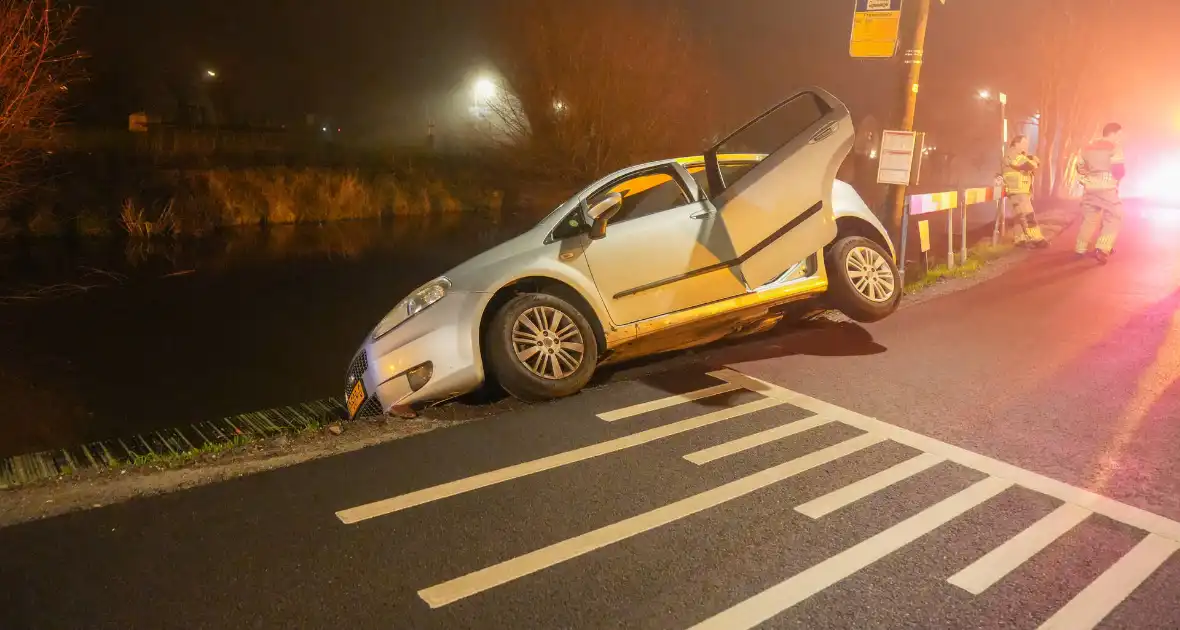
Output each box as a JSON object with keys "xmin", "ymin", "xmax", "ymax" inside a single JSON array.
[
  {"xmin": 703, "ymin": 91, "xmax": 832, "ymax": 196},
  {"xmin": 686, "ymin": 160, "xmax": 762, "ymax": 201},
  {"xmin": 547, "ymin": 202, "xmax": 592, "ymax": 243},
  {"xmin": 585, "ymin": 164, "xmax": 697, "ymax": 226}
]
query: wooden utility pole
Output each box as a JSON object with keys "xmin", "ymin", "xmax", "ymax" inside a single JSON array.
[{"xmin": 886, "ymin": 0, "xmax": 932, "ymax": 239}]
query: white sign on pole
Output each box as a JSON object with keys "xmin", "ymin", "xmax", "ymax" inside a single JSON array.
[{"xmin": 877, "ymin": 130, "xmax": 918, "ymax": 185}]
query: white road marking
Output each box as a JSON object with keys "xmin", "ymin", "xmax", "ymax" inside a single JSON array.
[
  {"xmin": 682, "ymin": 414, "xmax": 833, "ymax": 465},
  {"xmin": 335, "ymin": 397, "xmax": 781, "ymax": 524},
  {"xmin": 712, "ymin": 369, "xmax": 1180, "ymax": 544},
  {"xmin": 597, "ymin": 382, "xmax": 742, "ymax": 422},
  {"xmin": 417, "ymin": 432, "xmax": 886, "ymax": 608},
  {"xmin": 948, "ymin": 502, "xmax": 1092, "ymax": 595},
  {"xmin": 1036, "ymin": 533, "xmax": 1180, "ymax": 630},
  {"xmin": 688, "ymin": 476, "xmax": 1014, "ymax": 630},
  {"xmin": 795, "ymin": 452, "xmax": 945, "ymax": 519}
]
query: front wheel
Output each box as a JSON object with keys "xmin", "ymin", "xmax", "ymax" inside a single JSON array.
[
  {"xmin": 484, "ymin": 293, "xmax": 599, "ymax": 402},
  {"xmin": 824, "ymin": 236, "xmax": 900, "ymax": 323}
]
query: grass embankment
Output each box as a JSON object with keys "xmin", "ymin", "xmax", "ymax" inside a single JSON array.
[
  {"xmin": 7, "ymin": 165, "xmax": 504, "ymax": 239},
  {"xmin": 2, "ymin": 128, "xmax": 520, "ymax": 240}
]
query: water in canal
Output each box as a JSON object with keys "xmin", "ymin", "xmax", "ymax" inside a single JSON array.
[{"xmin": 0, "ymin": 212, "xmax": 538, "ymax": 458}]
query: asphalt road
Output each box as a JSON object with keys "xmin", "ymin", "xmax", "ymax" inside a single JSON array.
[{"xmin": 3, "ymin": 202, "xmax": 1180, "ymax": 629}]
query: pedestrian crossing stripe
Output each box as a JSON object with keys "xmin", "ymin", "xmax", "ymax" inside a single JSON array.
[{"xmin": 337, "ymin": 368, "xmax": 1180, "ymax": 629}]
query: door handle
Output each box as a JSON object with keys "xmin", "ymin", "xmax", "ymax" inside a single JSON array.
[
  {"xmin": 809, "ymin": 121, "xmax": 838, "ymax": 144},
  {"xmin": 689, "ymin": 209, "xmax": 711, "ymax": 219}
]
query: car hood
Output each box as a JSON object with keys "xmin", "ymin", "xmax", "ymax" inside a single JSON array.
[{"xmin": 441, "ymin": 224, "xmax": 549, "ymax": 292}]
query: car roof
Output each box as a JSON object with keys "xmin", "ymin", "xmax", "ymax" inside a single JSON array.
[{"xmin": 539, "ymin": 152, "xmax": 772, "ymax": 227}]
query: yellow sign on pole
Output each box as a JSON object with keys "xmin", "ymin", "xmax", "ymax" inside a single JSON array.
[
  {"xmin": 850, "ymin": 0, "xmax": 904, "ymax": 58},
  {"xmin": 918, "ymin": 219, "xmax": 931, "ymax": 253}
]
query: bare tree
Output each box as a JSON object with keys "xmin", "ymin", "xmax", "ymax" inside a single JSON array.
[
  {"xmin": 1024, "ymin": 0, "xmax": 1118, "ymax": 198},
  {"xmin": 483, "ymin": 0, "xmax": 720, "ymax": 183},
  {"xmin": 0, "ymin": 0, "xmax": 80, "ymax": 209}
]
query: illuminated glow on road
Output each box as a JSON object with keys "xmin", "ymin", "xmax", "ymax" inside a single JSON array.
[{"xmin": 1088, "ymin": 307, "xmax": 1180, "ymax": 495}]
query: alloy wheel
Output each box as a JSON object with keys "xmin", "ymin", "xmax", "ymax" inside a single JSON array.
[
  {"xmin": 846, "ymin": 246, "xmax": 896, "ymax": 303},
  {"xmin": 512, "ymin": 306, "xmax": 586, "ymax": 380}
]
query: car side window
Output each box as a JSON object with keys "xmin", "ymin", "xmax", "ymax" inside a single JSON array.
[
  {"xmin": 688, "ymin": 162, "xmax": 759, "ymax": 198},
  {"xmin": 550, "ymin": 205, "xmax": 589, "ymax": 241},
  {"xmin": 710, "ymin": 93, "xmax": 828, "ymax": 190},
  {"xmin": 587, "ymin": 168, "xmax": 690, "ymax": 224}
]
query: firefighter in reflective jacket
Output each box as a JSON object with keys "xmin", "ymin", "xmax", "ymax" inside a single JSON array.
[
  {"xmin": 1002, "ymin": 135, "xmax": 1048, "ymax": 248},
  {"xmin": 1075, "ymin": 122, "xmax": 1126, "ymax": 264}
]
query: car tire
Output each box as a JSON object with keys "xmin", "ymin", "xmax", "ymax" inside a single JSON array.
[
  {"xmin": 824, "ymin": 236, "xmax": 900, "ymax": 323},
  {"xmin": 485, "ymin": 292, "xmax": 599, "ymax": 402}
]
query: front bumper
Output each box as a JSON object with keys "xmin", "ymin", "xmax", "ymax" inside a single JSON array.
[{"xmin": 345, "ymin": 291, "xmax": 486, "ymax": 417}]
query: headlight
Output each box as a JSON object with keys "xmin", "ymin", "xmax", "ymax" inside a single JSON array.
[{"xmin": 372, "ymin": 277, "xmax": 451, "ymax": 340}]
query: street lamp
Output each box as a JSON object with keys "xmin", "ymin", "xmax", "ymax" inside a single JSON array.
[
  {"xmin": 473, "ymin": 77, "xmax": 497, "ymax": 103},
  {"xmin": 978, "ymin": 88, "xmax": 1010, "ymax": 244},
  {"xmin": 469, "ymin": 76, "xmax": 499, "ymax": 120},
  {"xmin": 205, "ymin": 69, "xmax": 217, "ymax": 79}
]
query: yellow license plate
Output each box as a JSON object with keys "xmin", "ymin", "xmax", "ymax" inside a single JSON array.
[{"xmin": 346, "ymin": 380, "xmax": 366, "ymax": 418}]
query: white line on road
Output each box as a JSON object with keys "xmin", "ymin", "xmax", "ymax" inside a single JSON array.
[
  {"xmin": 597, "ymin": 382, "xmax": 743, "ymax": 422},
  {"xmin": 417, "ymin": 432, "xmax": 887, "ymax": 608},
  {"xmin": 948, "ymin": 502, "xmax": 1092, "ymax": 595},
  {"xmin": 795, "ymin": 452, "xmax": 945, "ymax": 519},
  {"xmin": 712, "ymin": 369, "xmax": 1180, "ymax": 544},
  {"xmin": 336, "ymin": 397, "xmax": 781, "ymax": 524},
  {"xmin": 688, "ymin": 476, "xmax": 1013, "ymax": 630},
  {"xmin": 1036, "ymin": 533, "xmax": 1180, "ymax": 630},
  {"xmin": 682, "ymin": 414, "xmax": 833, "ymax": 465}
]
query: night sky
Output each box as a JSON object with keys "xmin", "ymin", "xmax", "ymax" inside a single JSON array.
[{"xmin": 71, "ymin": 1, "xmax": 1180, "ymax": 148}]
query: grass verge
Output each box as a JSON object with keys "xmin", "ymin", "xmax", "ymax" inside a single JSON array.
[
  {"xmin": 905, "ymin": 242, "xmax": 1015, "ymax": 293},
  {"xmin": 903, "ymin": 204, "xmax": 1080, "ymax": 295}
]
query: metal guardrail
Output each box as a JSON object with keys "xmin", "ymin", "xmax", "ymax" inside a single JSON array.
[{"xmin": 0, "ymin": 399, "xmax": 346, "ymax": 489}]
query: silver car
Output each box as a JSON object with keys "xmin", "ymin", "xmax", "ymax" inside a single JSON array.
[{"xmin": 345, "ymin": 87, "xmax": 900, "ymax": 419}]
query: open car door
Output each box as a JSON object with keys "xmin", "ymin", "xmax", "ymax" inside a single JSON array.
[{"xmin": 703, "ymin": 87, "xmax": 854, "ymax": 289}]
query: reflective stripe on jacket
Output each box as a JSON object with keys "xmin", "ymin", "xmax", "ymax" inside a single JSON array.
[
  {"xmin": 1078, "ymin": 138, "xmax": 1125, "ymax": 191},
  {"xmin": 1003, "ymin": 149, "xmax": 1038, "ymax": 195}
]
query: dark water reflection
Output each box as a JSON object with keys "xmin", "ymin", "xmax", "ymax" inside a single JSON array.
[{"xmin": 0, "ymin": 212, "xmax": 536, "ymax": 457}]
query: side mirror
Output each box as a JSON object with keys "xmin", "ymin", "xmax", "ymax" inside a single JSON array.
[{"xmin": 586, "ymin": 192, "xmax": 623, "ymax": 240}]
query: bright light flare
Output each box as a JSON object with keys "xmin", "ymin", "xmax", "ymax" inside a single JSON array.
[
  {"xmin": 1127, "ymin": 154, "xmax": 1180, "ymax": 207},
  {"xmin": 473, "ymin": 77, "xmax": 497, "ymax": 102},
  {"xmin": 205, "ymin": 69, "xmax": 217, "ymax": 78},
  {"xmin": 977, "ymin": 89, "xmax": 991, "ymax": 100}
]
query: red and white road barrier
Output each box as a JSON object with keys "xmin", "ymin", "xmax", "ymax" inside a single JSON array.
[{"xmin": 899, "ymin": 185, "xmax": 1005, "ymax": 285}]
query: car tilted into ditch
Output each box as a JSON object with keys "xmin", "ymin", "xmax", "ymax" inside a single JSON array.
[{"xmin": 344, "ymin": 86, "xmax": 900, "ymax": 419}]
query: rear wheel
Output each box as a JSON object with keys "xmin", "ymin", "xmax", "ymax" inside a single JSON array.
[
  {"xmin": 485, "ymin": 293, "xmax": 599, "ymax": 402},
  {"xmin": 824, "ymin": 236, "xmax": 900, "ymax": 322}
]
